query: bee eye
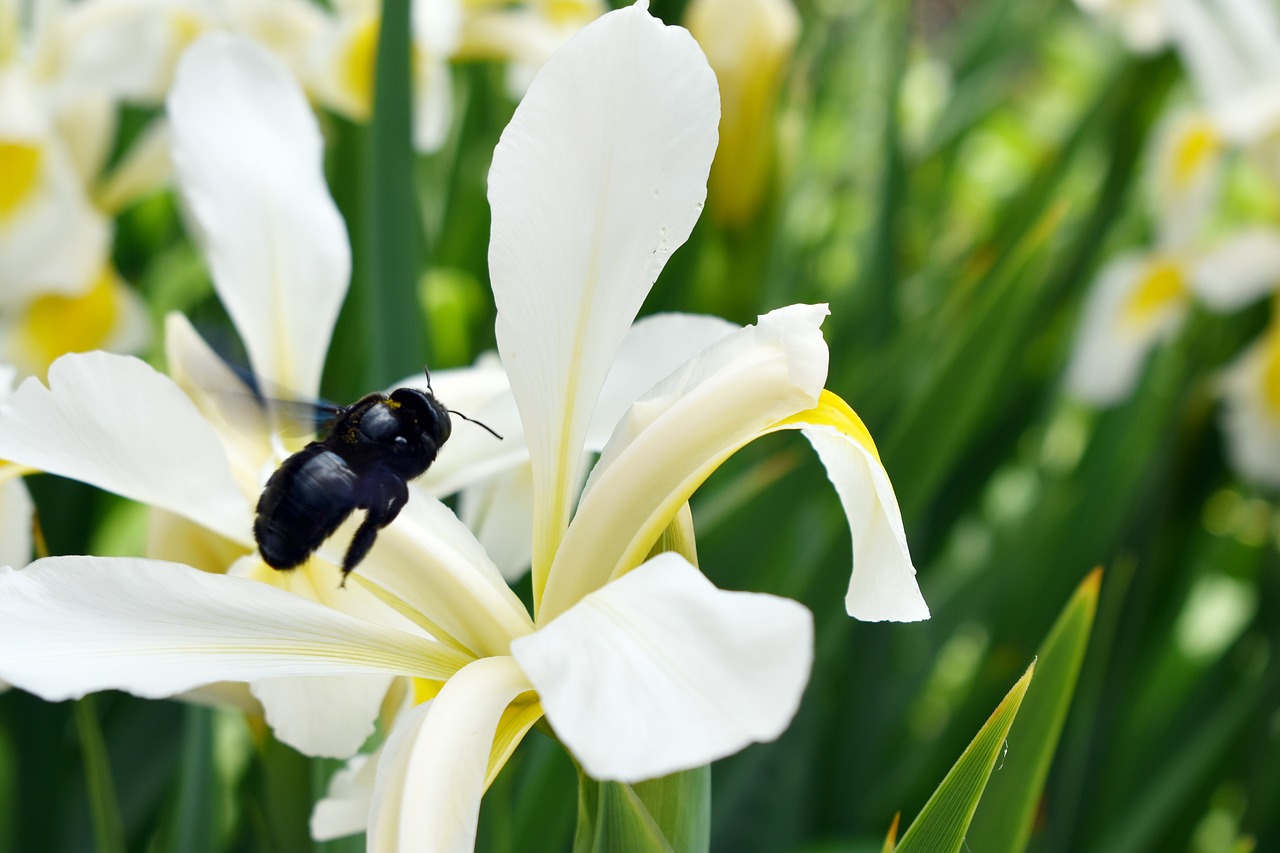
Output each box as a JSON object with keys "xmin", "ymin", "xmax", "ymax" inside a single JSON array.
[{"xmin": 394, "ymin": 436, "xmax": 408, "ymax": 447}]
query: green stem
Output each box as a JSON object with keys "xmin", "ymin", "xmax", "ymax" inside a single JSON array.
[{"xmin": 74, "ymin": 696, "xmax": 126, "ymax": 853}]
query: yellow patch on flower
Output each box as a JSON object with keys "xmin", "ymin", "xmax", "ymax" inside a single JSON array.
[
  {"xmin": 1123, "ymin": 259, "xmax": 1187, "ymax": 327},
  {"xmin": 0, "ymin": 141, "xmax": 42, "ymax": 220},
  {"xmin": 777, "ymin": 389, "xmax": 881, "ymax": 464},
  {"xmin": 340, "ymin": 17, "xmax": 381, "ymax": 118},
  {"xmin": 19, "ymin": 267, "xmax": 120, "ymax": 373},
  {"xmin": 1171, "ymin": 121, "xmax": 1220, "ymax": 189},
  {"xmin": 543, "ymin": 0, "xmax": 598, "ymax": 26},
  {"xmin": 1261, "ymin": 325, "xmax": 1280, "ymax": 416},
  {"xmin": 169, "ymin": 9, "xmax": 206, "ymax": 53}
]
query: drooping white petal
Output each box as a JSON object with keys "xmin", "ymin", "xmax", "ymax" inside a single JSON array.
[
  {"xmin": 487, "ymin": 2, "xmax": 719, "ymax": 589},
  {"xmin": 542, "ymin": 304, "xmax": 828, "ymax": 620},
  {"xmin": 0, "ymin": 352, "xmax": 250, "ymax": 542},
  {"xmin": 312, "ymin": 750, "xmax": 378, "ymax": 841},
  {"xmin": 514, "ymin": 553, "xmax": 813, "ymax": 782},
  {"xmin": 251, "ymin": 674, "xmax": 393, "ymax": 758},
  {"xmin": 1217, "ymin": 328, "xmax": 1280, "ymax": 487},
  {"xmin": 1192, "ymin": 228, "xmax": 1280, "ymax": 311},
  {"xmin": 55, "ymin": 0, "xmax": 213, "ymax": 104},
  {"xmin": 0, "ymin": 117, "xmax": 110, "ymax": 300},
  {"xmin": 355, "ymin": 490, "xmax": 535, "ymax": 658},
  {"xmin": 367, "ymin": 657, "xmax": 535, "ymax": 853},
  {"xmin": 1065, "ymin": 253, "xmax": 1190, "ymax": 405},
  {"xmin": 799, "ymin": 425, "xmax": 929, "ymax": 621},
  {"xmin": 0, "ymin": 476, "xmax": 33, "ymax": 569},
  {"xmin": 169, "ymin": 34, "xmax": 350, "ymax": 399},
  {"xmin": 0, "ymin": 556, "xmax": 470, "ymax": 702}
]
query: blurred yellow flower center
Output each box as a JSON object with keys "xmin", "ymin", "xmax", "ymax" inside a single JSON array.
[
  {"xmin": 170, "ymin": 9, "xmax": 205, "ymax": 51},
  {"xmin": 1123, "ymin": 260, "xmax": 1187, "ymax": 326},
  {"xmin": 340, "ymin": 17, "xmax": 381, "ymax": 116},
  {"xmin": 1262, "ymin": 326, "xmax": 1280, "ymax": 415},
  {"xmin": 1172, "ymin": 122, "xmax": 1219, "ymax": 188},
  {"xmin": 20, "ymin": 267, "xmax": 120, "ymax": 372},
  {"xmin": 0, "ymin": 141, "xmax": 42, "ymax": 220}
]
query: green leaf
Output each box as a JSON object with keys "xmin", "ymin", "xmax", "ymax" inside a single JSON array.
[
  {"xmin": 365, "ymin": 0, "xmax": 425, "ymax": 382},
  {"xmin": 572, "ymin": 765, "xmax": 710, "ymax": 853},
  {"xmin": 965, "ymin": 569, "xmax": 1101, "ymax": 852},
  {"xmin": 895, "ymin": 662, "xmax": 1035, "ymax": 853},
  {"xmin": 74, "ymin": 695, "xmax": 126, "ymax": 853}
]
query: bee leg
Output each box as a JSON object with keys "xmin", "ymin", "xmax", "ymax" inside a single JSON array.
[{"xmin": 341, "ymin": 473, "xmax": 409, "ymax": 585}]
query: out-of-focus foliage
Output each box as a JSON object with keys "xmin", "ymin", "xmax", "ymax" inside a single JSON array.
[{"xmin": 2, "ymin": 0, "xmax": 1280, "ymax": 850}]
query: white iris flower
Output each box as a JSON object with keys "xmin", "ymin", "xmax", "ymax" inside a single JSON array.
[{"xmin": 0, "ymin": 4, "xmax": 928, "ymax": 848}]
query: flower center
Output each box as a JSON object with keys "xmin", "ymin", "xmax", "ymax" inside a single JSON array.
[
  {"xmin": 1123, "ymin": 259, "xmax": 1187, "ymax": 328},
  {"xmin": 19, "ymin": 267, "xmax": 121, "ymax": 373},
  {"xmin": 0, "ymin": 141, "xmax": 42, "ymax": 220},
  {"xmin": 1171, "ymin": 121, "xmax": 1219, "ymax": 189},
  {"xmin": 340, "ymin": 17, "xmax": 381, "ymax": 116}
]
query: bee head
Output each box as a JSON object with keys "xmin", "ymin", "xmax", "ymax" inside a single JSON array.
[{"xmin": 389, "ymin": 387, "xmax": 452, "ymax": 445}]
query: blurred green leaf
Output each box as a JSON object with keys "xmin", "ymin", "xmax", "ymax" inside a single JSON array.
[
  {"xmin": 965, "ymin": 569, "xmax": 1101, "ymax": 851},
  {"xmin": 895, "ymin": 662, "xmax": 1035, "ymax": 853},
  {"xmin": 573, "ymin": 765, "xmax": 710, "ymax": 853},
  {"xmin": 365, "ymin": 0, "xmax": 424, "ymax": 382},
  {"xmin": 74, "ymin": 696, "xmax": 126, "ymax": 853}
]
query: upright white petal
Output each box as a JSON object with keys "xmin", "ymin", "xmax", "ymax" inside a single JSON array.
[
  {"xmin": 367, "ymin": 657, "xmax": 535, "ymax": 853},
  {"xmin": 1192, "ymin": 229, "xmax": 1280, "ymax": 311},
  {"xmin": 514, "ymin": 554, "xmax": 813, "ymax": 782},
  {"xmin": 542, "ymin": 304, "xmax": 827, "ymax": 619},
  {"xmin": 0, "ymin": 352, "xmax": 250, "ymax": 541},
  {"xmin": 487, "ymin": 3, "xmax": 719, "ymax": 588},
  {"xmin": 0, "ymin": 557, "xmax": 471, "ymax": 703},
  {"xmin": 169, "ymin": 34, "xmax": 350, "ymax": 399}
]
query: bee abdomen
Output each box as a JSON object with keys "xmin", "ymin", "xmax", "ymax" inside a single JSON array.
[{"xmin": 254, "ymin": 447, "xmax": 361, "ymax": 570}]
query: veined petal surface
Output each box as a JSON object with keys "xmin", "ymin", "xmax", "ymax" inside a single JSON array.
[
  {"xmin": 0, "ymin": 557, "xmax": 471, "ymax": 703},
  {"xmin": 0, "ymin": 352, "xmax": 249, "ymax": 542},
  {"xmin": 169, "ymin": 34, "xmax": 349, "ymax": 399},
  {"xmin": 514, "ymin": 554, "xmax": 812, "ymax": 782},
  {"xmin": 355, "ymin": 490, "xmax": 535, "ymax": 658},
  {"xmin": 542, "ymin": 304, "xmax": 828, "ymax": 619},
  {"xmin": 367, "ymin": 657, "xmax": 536, "ymax": 853},
  {"xmin": 487, "ymin": 2, "xmax": 719, "ymax": 592}
]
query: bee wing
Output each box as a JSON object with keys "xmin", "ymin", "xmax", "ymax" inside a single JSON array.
[{"xmin": 217, "ymin": 361, "xmax": 346, "ymax": 439}]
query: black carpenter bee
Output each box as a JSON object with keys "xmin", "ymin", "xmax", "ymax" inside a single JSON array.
[{"xmin": 253, "ymin": 371, "xmax": 500, "ymax": 583}]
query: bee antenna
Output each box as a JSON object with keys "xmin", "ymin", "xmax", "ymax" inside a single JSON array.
[
  {"xmin": 449, "ymin": 409, "xmax": 503, "ymax": 440},
  {"xmin": 422, "ymin": 365, "xmax": 434, "ymax": 394}
]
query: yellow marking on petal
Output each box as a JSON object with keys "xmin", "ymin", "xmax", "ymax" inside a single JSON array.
[
  {"xmin": 18, "ymin": 267, "xmax": 121, "ymax": 375},
  {"xmin": 170, "ymin": 9, "xmax": 206, "ymax": 51},
  {"xmin": 0, "ymin": 463, "xmax": 37, "ymax": 485},
  {"xmin": 0, "ymin": 141, "xmax": 42, "ymax": 220},
  {"xmin": 340, "ymin": 17, "xmax": 380, "ymax": 118},
  {"xmin": 776, "ymin": 389, "xmax": 881, "ymax": 464},
  {"xmin": 1261, "ymin": 324, "xmax": 1280, "ymax": 416},
  {"xmin": 484, "ymin": 690, "xmax": 541, "ymax": 790},
  {"xmin": 543, "ymin": 0, "xmax": 598, "ymax": 26},
  {"xmin": 1122, "ymin": 259, "xmax": 1187, "ymax": 327},
  {"xmin": 412, "ymin": 677, "xmax": 445, "ymax": 705},
  {"xmin": 1171, "ymin": 121, "xmax": 1220, "ymax": 189}
]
